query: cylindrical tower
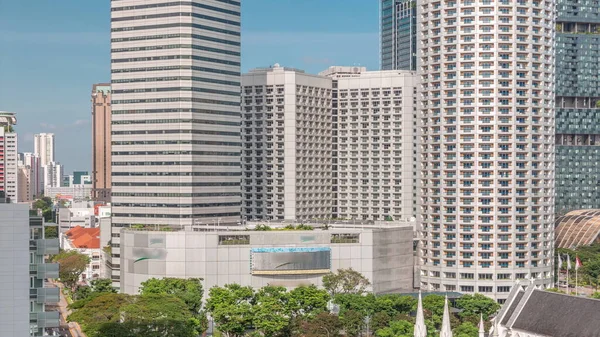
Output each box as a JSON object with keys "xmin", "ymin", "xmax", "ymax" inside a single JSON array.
[{"xmin": 418, "ymin": 0, "xmax": 555, "ymax": 302}]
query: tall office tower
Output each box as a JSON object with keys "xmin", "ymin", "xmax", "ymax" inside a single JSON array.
[
  {"xmin": 241, "ymin": 65, "xmax": 332, "ymax": 221},
  {"xmin": 33, "ymin": 133, "xmax": 55, "ymax": 167},
  {"xmin": 0, "ymin": 112, "xmax": 18, "ymax": 202},
  {"xmin": 0, "ymin": 201, "xmax": 60, "ymax": 336},
  {"xmin": 555, "ymin": 1, "xmax": 600, "ymax": 214},
  {"xmin": 381, "ymin": 0, "xmax": 417, "ymax": 71},
  {"xmin": 321, "ymin": 66, "xmax": 418, "ymax": 222},
  {"xmin": 417, "ymin": 1, "xmax": 556, "ymax": 302},
  {"xmin": 91, "ymin": 83, "xmax": 112, "ymax": 202},
  {"xmin": 17, "ymin": 152, "xmax": 42, "ymax": 202},
  {"xmin": 110, "ymin": 0, "xmax": 241, "ymax": 228}
]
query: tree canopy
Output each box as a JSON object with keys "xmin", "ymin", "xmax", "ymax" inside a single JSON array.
[
  {"xmin": 52, "ymin": 250, "xmax": 90, "ymax": 291},
  {"xmin": 322, "ymin": 268, "xmax": 371, "ymax": 297},
  {"xmin": 68, "ymin": 293, "xmax": 198, "ymax": 337}
]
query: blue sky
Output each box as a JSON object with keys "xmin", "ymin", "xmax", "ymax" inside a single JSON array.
[{"xmin": 0, "ymin": 0, "xmax": 379, "ymax": 172}]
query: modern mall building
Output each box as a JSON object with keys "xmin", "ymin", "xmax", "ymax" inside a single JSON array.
[{"xmin": 118, "ymin": 222, "xmax": 414, "ymax": 298}]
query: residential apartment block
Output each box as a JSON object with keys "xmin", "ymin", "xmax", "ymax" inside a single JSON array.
[
  {"xmin": 33, "ymin": 133, "xmax": 54, "ymax": 167},
  {"xmin": 0, "ymin": 112, "xmax": 18, "ymax": 202},
  {"xmin": 417, "ymin": 0, "xmax": 555, "ymax": 301},
  {"xmin": 241, "ymin": 65, "xmax": 333, "ymax": 221},
  {"xmin": 91, "ymin": 83, "xmax": 112, "ymax": 202},
  {"xmin": 321, "ymin": 66, "xmax": 419, "ymax": 222},
  {"xmin": 17, "ymin": 152, "xmax": 42, "ymax": 202},
  {"xmin": 555, "ymin": 0, "xmax": 600, "ymax": 213}
]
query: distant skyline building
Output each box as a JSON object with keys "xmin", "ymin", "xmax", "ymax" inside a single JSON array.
[
  {"xmin": 417, "ymin": 0, "xmax": 556, "ymax": 302},
  {"xmin": 34, "ymin": 133, "xmax": 55, "ymax": 167},
  {"xmin": 0, "ymin": 111, "xmax": 19, "ymax": 202},
  {"xmin": 241, "ymin": 64, "xmax": 333, "ymax": 221},
  {"xmin": 43, "ymin": 161, "xmax": 63, "ymax": 190},
  {"xmin": 321, "ymin": 66, "xmax": 418, "ymax": 222},
  {"xmin": 17, "ymin": 152, "xmax": 42, "ymax": 202},
  {"xmin": 555, "ymin": 1, "xmax": 600, "ymax": 214},
  {"xmin": 91, "ymin": 83, "xmax": 112, "ymax": 202},
  {"xmin": 380, "ymin": 0, "xmax": 417, "ymax": 71}
]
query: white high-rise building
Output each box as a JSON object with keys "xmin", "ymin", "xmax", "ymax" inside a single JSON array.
[
  {"xmin": 17, "ymin": 152, "xmax": 42, "ymax": 202},
  {"xmin": 321, "ymin": 66, "xmax": 419, "ymax": 222},
  {"xmin": 110, "ymin": 0, "xmax": 242, "ymax": 228},
  {"xmin": 0, "ymin": 112, "xmax": 18, "ymax": 202},
  {"xmin": 43, "ymin": 161, "xmax": 63, "ymax": 190},
  {"xmin": 417, "ymin": 0, "xmax": 555, "ymax": 302},
  {"xmin": 241, "ymin": 65, "xmax": 333, "ymax": 221},
  {"xmin": 33, "ymin": 133, "xmax": 55, "ymax": 167}
]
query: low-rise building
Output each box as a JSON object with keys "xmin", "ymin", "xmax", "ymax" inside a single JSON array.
[
  {"xmin": 57, "ymin": 201, "xmax": 95, "ymax": 232},
  {"xmin": 119, "ymin": 221, "xmax": 414, "ymax": 298},
  {"xmin": 491, "ymin": 281, "xmax": 600, "ymax": 337},
  {"xmin": 61, "ymin": 226, "xmax": 106, "ymax": 281}
]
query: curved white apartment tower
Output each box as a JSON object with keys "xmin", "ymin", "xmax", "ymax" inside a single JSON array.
[{"xmin": 418, "ymin": 0, "xmax": 555, "ymax": 302}]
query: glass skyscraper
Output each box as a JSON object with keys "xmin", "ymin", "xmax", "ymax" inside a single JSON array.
[
  {"xmin": 381, "ymin": 0, "xmax": 417, "ymax": 71},
  {"xmin": 555, "ymin": 0, "xmax": 600, "ymax": 214}
]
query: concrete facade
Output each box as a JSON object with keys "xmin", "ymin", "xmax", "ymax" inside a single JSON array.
[
  {"xmin": 0, "ymin": 202, "xmax": 60, "ymax": 337},
  {"xmin": 91, "ymin": 84, "xmax": 112, "ymax": 202},
  {"xmin": 17, "ymin": 152, "xmax": 42, "ymax": 203},
  {"xmin": 417, "ymin": 1, "xmax": 556, "ymax": 302},
  {"xmin": 33, "ymin": 133, "xmax": 54, "ymax": 168},
  {"xmin": 321, "ymin": 66, "xmax": 419, "ymax": 222},
  {"xmin": 241, "ymin": 65, "xmax": 333, "ymax": 221},
  {"xmin": 110, "ymin": 0, "xmax": 242, "ymax": 228},
  {"xmin": 119, "ymin": 224, "xmax": 414, "ymax": 297},
  {"xmin": 0, "ymin": 203, "xmax": 30, "ymax": 336},
  {"xmin": 0, "ymin": 112, "xmax": 18, "ymax": 203}
]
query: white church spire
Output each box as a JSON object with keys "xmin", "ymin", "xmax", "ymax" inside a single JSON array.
[
  {"xmin": 414, "ymin": 290, "xmax": 427, "ymax": 337},
  {"xmin": 440, "ymin": 296, "xmax": 453, "ymax": 337},
  {"xmin": 479, "ymin": 314, "xmax": 485, "ymax": 337}
]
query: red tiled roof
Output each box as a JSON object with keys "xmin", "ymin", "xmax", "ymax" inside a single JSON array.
[{"xmin": 66, "ymin": 226, "xmax": 100, "ymax": 249}]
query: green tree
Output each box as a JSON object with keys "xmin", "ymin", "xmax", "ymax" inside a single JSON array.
[
  {"xmin": 140, "ymin": 277, "xmax": 203, "ymax": 313},
  {"xmin": 322, "ymin": 268, "xmax": 371, "ymax": 297},
  {"xmin": 120, "ymin": 294, "xmax": 198, "ymax": 337},
  {"xmin": 69, "ymin": 293, "xmax": 198, "ymax": 337},
  {"xmin": 333, "ymin": 293, "xmax": 375, "ymax": 316},
  {"xmin": 90, "ymin": 278, "xmax": 116, "ymax": 294},
  {"xmin": 205, "ymin": 284, "xmax": 254, "ymax": 337},
  {"xmin": 591, "ymin": 292, "xmax": 600, "ymax": 299},
  {"xmin": 340, "ymin": 309, "xmax": 364, "ymax": 337},
  {"xmin": 52, "ymin": 250, "xmax": 90, "ymax": 291},
  {"xmin": 68, "ymin": 293, "xmax": 134, "ymax": 336},
  {"xmin": 422, "ymin": 294, "xmax": 445, "ymax": 317},
  {"xmin": 287, "ymin": 285, "xmax": 330, "ymax": 319},
  {"xmin": 44, "ymin": 225, "xmax": 58, "ymax": 239},
  {"xmin": 252, "ymin": 286, "xmax": 290, "ymax": 337},
  {"xmin": 375, "ymin": 320, "xmax": 414, "ymax": 337},
  {"xmin": 453, "ymin": 322, "xmax": 479, "ymax": 337},
  {"xmin": 33, "ymin": 197, "xmax": 54, "ymax": 222},
  {"xmin": 72, "ymin": 279, "xmax": 116, "ymax": 301},
  {"xmin": 300, "ymin": 312, "xmax": 342, "ymax": 337},
  {"xmin": 371, "ymin": 311, "xmax": 392, "ymax": 332},
  {"xmin": 373, "ymin": 295, "xmax": 417, "ymax": 317},
  {"xmin": 455, "ymin": 293, "xmax": 501, "ymax": 320}
]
